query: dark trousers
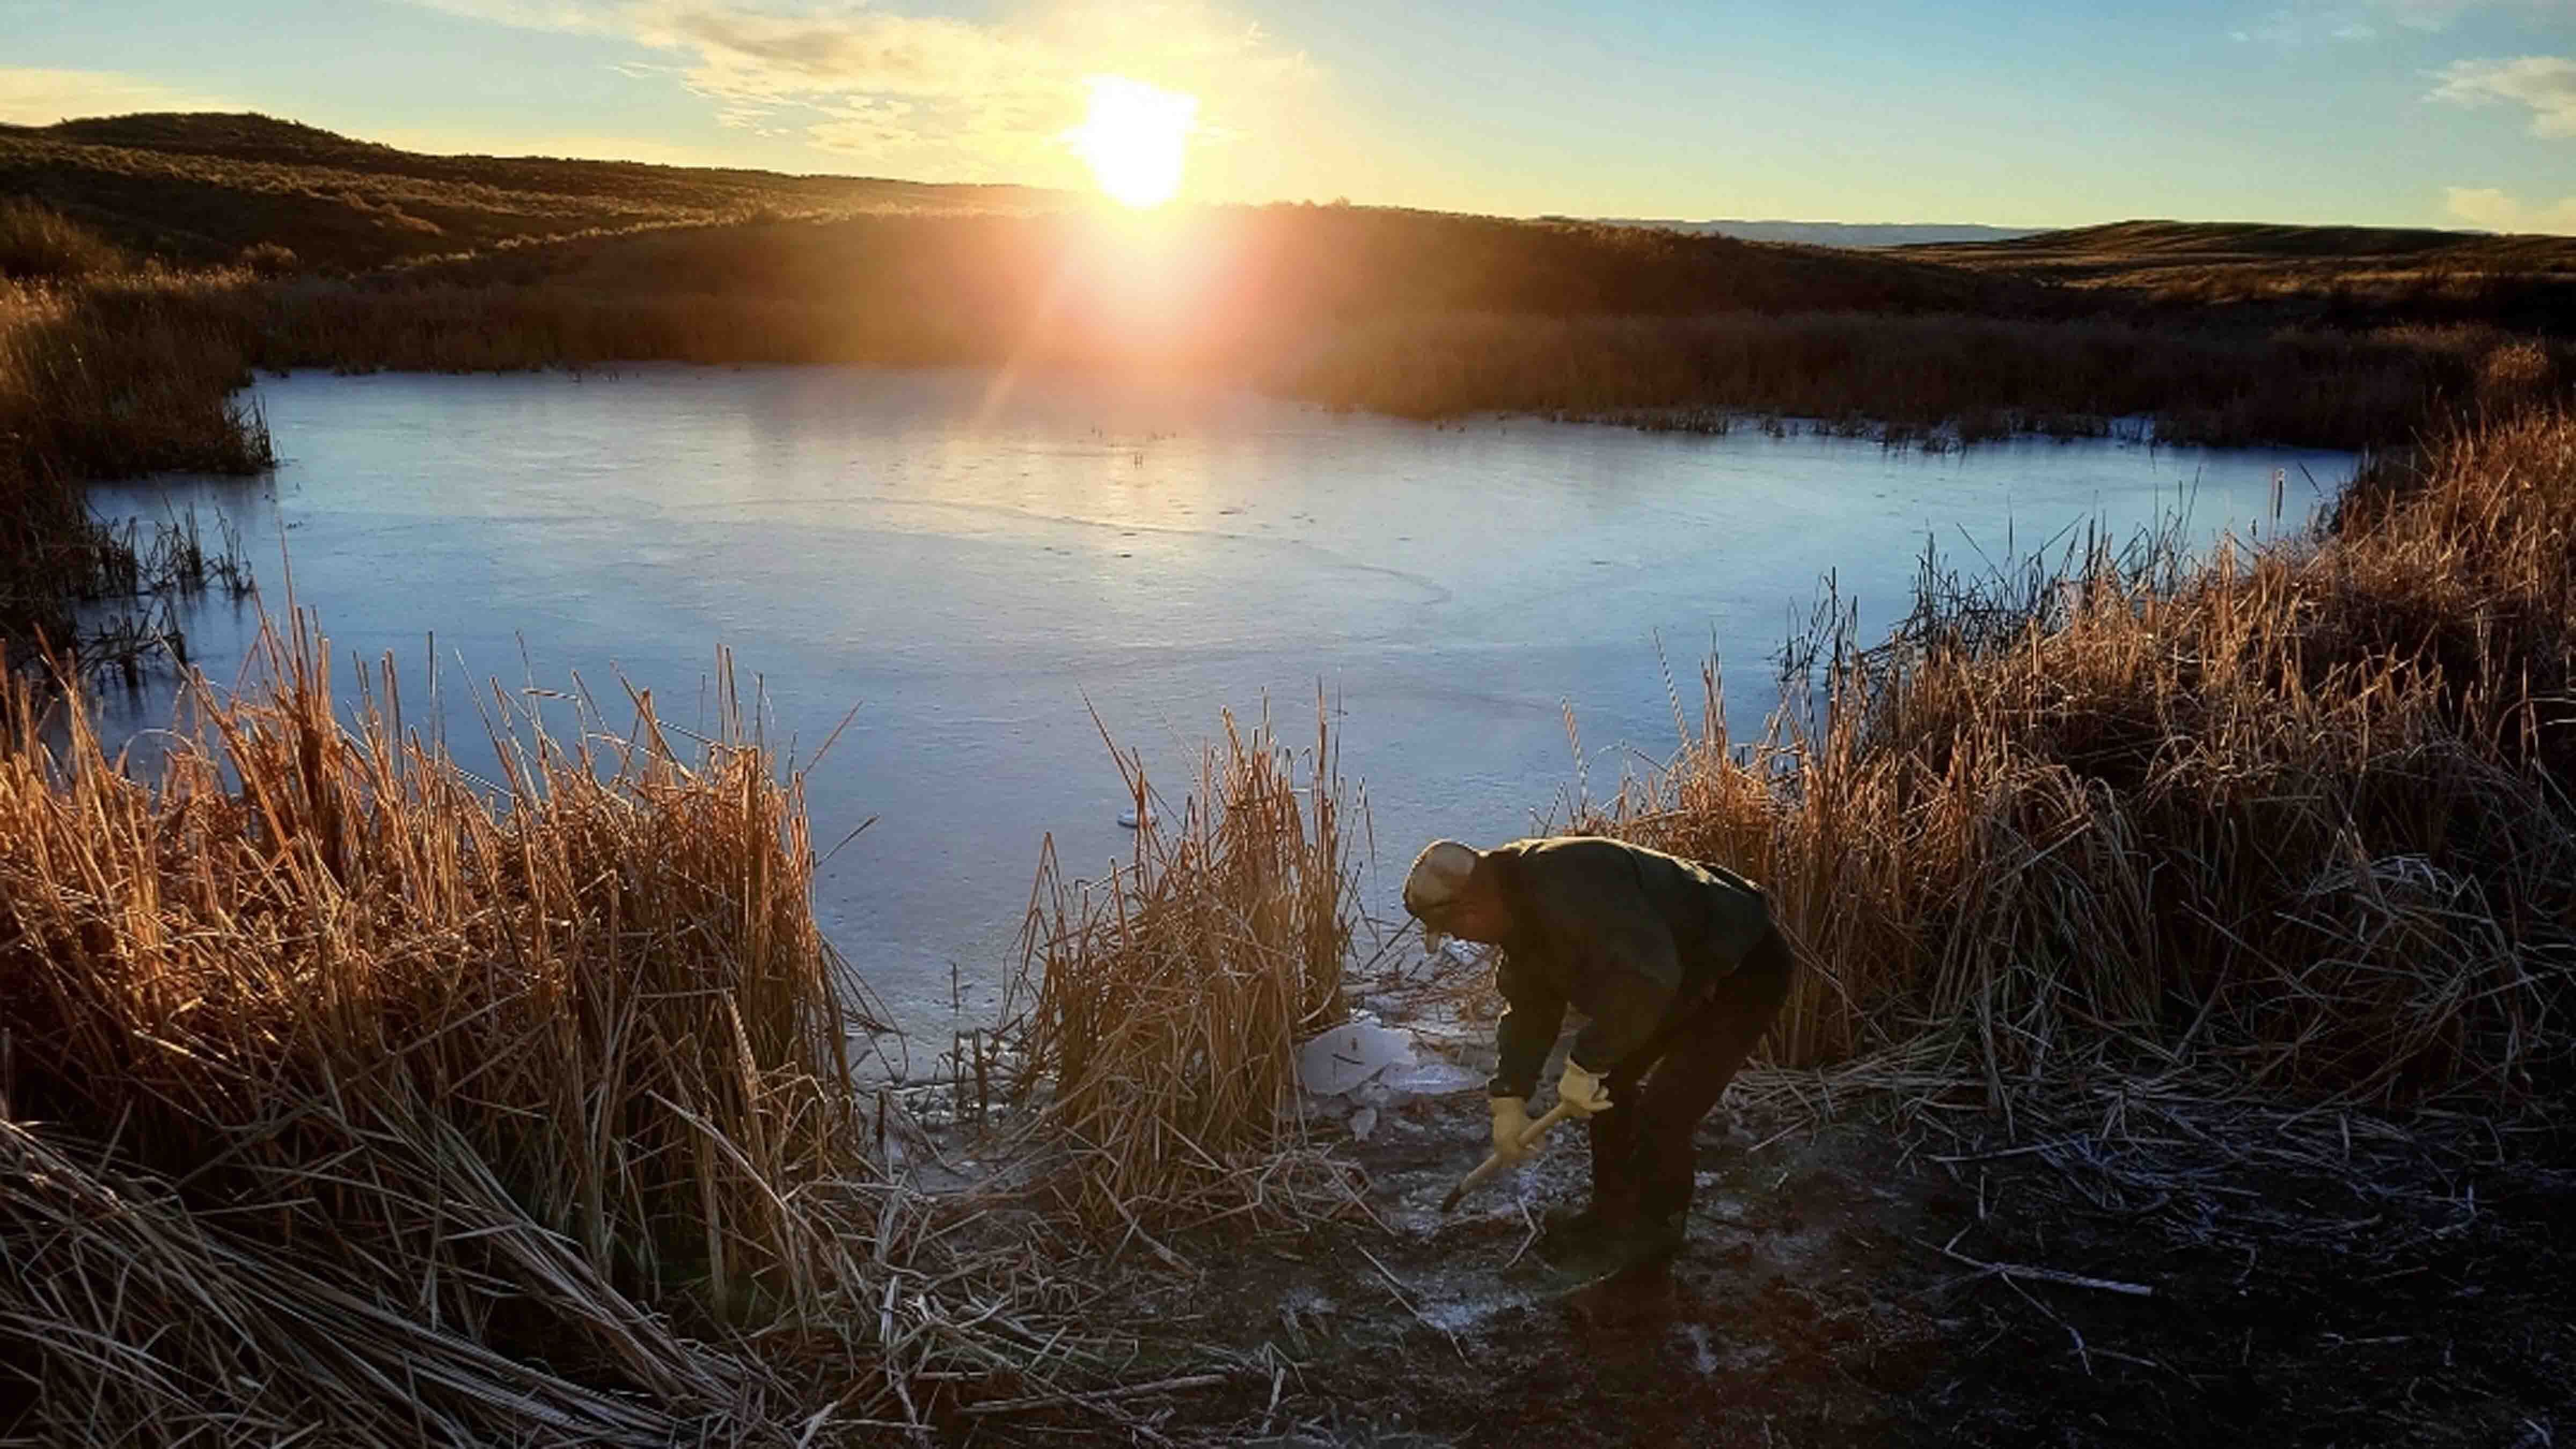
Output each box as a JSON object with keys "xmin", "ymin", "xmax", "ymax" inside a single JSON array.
[{"xmin": 1589, "ymin": 925, "xmax": 1795, "ymax": 1227}]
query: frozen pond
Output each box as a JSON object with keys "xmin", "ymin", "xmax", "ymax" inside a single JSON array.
[{"xmin": 83, "ymin": 366, "xmax": 2350, "ymax": 1039}]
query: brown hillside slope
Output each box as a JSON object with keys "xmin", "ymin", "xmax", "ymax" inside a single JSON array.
[
  {"xmin": 36, "ymin": 112, "xmax": 1051, "ymax": 214},
  {"xmin": 1944, "ymin": 218, "xmax": 2576, "ymax": 264},
  {"xmin": 0, "ymin": 112, "xmax": 1050, "ymax": 272},
  {"xmin": 401, "ymin": 203, "xmax": 2043, "ymax": 318},
  {"xmin": 1, "ymin": 113, "xmax": 2043, "ymax": 318},
  {"xmin": 1914, "ymin": 219, "xmax": 2576, "ymax": 330}
]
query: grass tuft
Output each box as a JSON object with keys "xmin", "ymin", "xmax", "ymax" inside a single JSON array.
[
  {"xmin": 0, "ymin": 199, "xmax": 127, "ymax": 281},
  {"xmin": 2, "ymin": 274, "xmax": 272, "ymax": 662},
  {"xmin": 1005, "ymin": 701, "xmax": 1370, "ymax": 1239},
  {"xmin": 0, "ymin": 618, "xmax": 1105, "ymax": 1442},
  {"xmin": 1595, "ymin": 407, "xmax": 2576, "ymax": 1108}
]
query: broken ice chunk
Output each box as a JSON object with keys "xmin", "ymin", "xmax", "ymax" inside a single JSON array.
[
  {"xmin": 1297, "ymin": 1021, "xmax": 1418, "ymax": 1097},
  {"xmin": 1379, "ymin": 1061, "xmax": 1485, "ymax": 1097}
]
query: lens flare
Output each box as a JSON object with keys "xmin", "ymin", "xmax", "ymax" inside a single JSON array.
[{"xmin": 1064, "ymin": 75, "xmax": 1197, "ymax": 209}]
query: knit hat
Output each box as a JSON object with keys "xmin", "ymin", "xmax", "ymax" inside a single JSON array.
[{"xmin": 1402, "ymin": 839, "xmax": 1480, "ymax": 920}]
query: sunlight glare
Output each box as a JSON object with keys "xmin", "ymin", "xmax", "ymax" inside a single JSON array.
[{"xmin": 1065, "ymin": 76, "xmax": 1198, "ymax": 210}]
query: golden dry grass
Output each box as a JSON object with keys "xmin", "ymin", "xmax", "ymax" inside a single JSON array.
[
  {"xmin": 1596, "ymin": 406, "xmax": 2576, "ymax": 1108},
  {"xmin": 1911, "ymin": 219, "xmax": 2576, "ymax": 333},
  {"xmin": 0, "ymin": 196, "xmax": 129, "ymax": 280},
  {"xmin": 1004, "ymin": 704, "xmax": 1370, "ymax": 1238},
  {"xmin": 0, "ymin": 620, "xmax": 1116, "ymax": 1442},
  {"xmin": 2, "ymin": 255, "xmax": 271, "ymax": 660},
  {"xmin": 1285, "ymin": 312, "xmax": 2564, "ymax": 449}
]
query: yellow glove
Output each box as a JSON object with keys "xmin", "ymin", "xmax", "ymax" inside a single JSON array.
[
  {"xmin": 1489, "ymin": 1096, "xmax": 1535, "ymax": 1164},
  {"xmin": 1557, "ymin": 1060, "xmax": 1613, "ymax": 1117}
]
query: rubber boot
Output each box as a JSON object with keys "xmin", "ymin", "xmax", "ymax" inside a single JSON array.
[{"xmin": 1537, "ymin": 1203, "xmax": 1683, "ymax": 1279}]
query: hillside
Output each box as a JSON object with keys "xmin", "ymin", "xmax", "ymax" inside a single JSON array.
[
  {"xmin": 398, "ymin": 203, "xmax": 2045, "ymax": 323},
  {"xmin": 0, "ymin": 112, "xmax": 2053, "ymax": 325},
  {"xmin": 1919, "ymin": 217, "xmax": 2576, "ymax": 270},
  {"xmin": 19, "ymin": 114, "xmax": 2570, "ymax": 338},
  {"xmin": 1912, "ymin": 218, "xmax": 2576, "ymax": 329},
  {"xmin": 0, "ymin": 112, "xmax": 1052, "ymax": 272},
  {"xmin": 1596, "ymin": 218, "xmax": 2041, "ymax": 248}
]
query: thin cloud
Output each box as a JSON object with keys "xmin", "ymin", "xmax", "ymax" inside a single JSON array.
[
  {"xmin": 0, "ymin": 67, "xmax": 241, "ymax": 125},
  {"xmin": 2231, "ymin": 8, "xmax": 2382, "ymax": 42},
  {"xmin": 402, "ymin": 0, "xmax": 628, "ymax": 33},
  {"xmin": 2445, "ymin": 184, "xmax": 2576, "ymax": 231},
  {"xmin": 398, "ymin": 0, "xmax": 1314, "ymax": 177},
  {"xmin": 369, "ymin": 123, "xmax": 766, "ymax": 167},
  {"xmin": 2233, "ymin": 0, "xmax": 2563, "ymax": 43},
  {"xmin": 2379, "ymin": 0, "xmax": 2565, "ymax": 27},
  {"xmin": 2432, "ymin": 54, "xmax": 2576, "ymax": 136}
]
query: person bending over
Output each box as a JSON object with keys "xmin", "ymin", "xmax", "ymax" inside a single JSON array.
[{"xmin": 1402, "ymin": 835, "xmax": 1794, "ymax": 1270}]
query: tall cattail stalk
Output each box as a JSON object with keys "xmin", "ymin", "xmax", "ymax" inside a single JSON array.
[{"xmin": 1006, "ymin": 701, "xmax": 1366, "ymax": 1235}]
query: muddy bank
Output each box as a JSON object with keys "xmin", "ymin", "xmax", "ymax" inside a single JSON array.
[{"xmin": 961, "ymin": 1075, "xmax": 2573, "ymax": 1447}]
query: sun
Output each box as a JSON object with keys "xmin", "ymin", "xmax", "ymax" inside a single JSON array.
[{"xmin": 1065, "ymin": 75, "xmax": 1198, "ymax": 210}]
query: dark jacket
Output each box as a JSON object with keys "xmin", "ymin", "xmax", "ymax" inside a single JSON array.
[{"xmin": 1482, "ymin": 836, "xmax": 1773, "ymax": 1101}]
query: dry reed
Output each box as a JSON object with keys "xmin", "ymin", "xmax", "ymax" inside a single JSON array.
[
  {"xmin": 0, "ymin": 198, "xmax": 129, "ymax": 281},
  {"xmin": 1284, "ymin": 311, "xmax": 2564, "ymax": 450},
  {"xmin": 0, "ymin": 617, "xmax": 1113, "ymax": 1443},
  {"xmin": 1594, "ymin": 406, "xmax": 2576, "ymax": 1109},
  {"xmin": 1004, "ymin": 703, "xmax": 1369, "ymax": 1239},
  {"xmin": 2, "ymin": 265, "xmax": 272, "ymax": 663}
]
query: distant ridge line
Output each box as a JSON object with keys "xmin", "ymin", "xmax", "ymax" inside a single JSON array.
[{"xmin": 1585, "ymin": 218, "xmax": 2045, "ymax": 249}]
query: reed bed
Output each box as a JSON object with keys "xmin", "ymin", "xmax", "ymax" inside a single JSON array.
[
  {"xmin": 0, "ymin": 619, "xmax": 1115, "ymax": 1443},
  {"xmin": 241, "ymin": 270, "xmax": 2532, "ymax": 452},
  {"xmin": 0, "ymin": 272, "xmax": 268, "ymax": 480},
  {"xmin": 0, "ymin": 196, "xmax": 129, "ymax": 281},
  {"xmin": 1285, "ymin": 311, "xmax": 2563, "ymax": 450},
  {"xmin": 1594, "ymin": 405, "xmax": 2576, "ymax": 1109},
  {"xmin": 6, "ymin": 199, "xmax": 2554, "ymax": 669},
  {"xmin": 243, "ymin": 222, "xmax": 2548, "ymax": 452},
  {"xmin": 2, "ymin": 254, "xmax": 272, "ymax": 663},
  {"xmin": 6, "ymin": 197, "xmax": 2510, "ymax": 456},
  {"xmin": 1004, "ymin": 705, "xmax": 1370, "ymax": 1240}
]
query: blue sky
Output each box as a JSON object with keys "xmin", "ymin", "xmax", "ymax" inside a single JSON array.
[{"xmin": 4, "ymin": 0, "xmax": 2573, "ymax": 230}]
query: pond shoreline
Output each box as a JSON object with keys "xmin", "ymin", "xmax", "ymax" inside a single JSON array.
[{"xmin": 75, "ymin": 363, "xmax": 2353, "ymax": 1037}]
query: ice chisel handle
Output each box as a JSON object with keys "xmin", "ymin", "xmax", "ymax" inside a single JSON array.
[{"xmin": 1439, "ymin": 1101, "xmax": 1579, "ymax": 1212}]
